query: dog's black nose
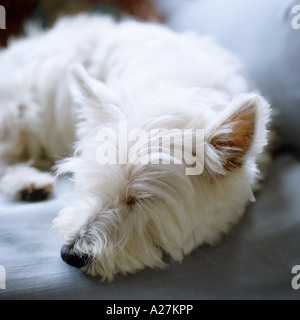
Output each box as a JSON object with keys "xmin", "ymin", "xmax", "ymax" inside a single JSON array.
[{"xmin": 61, "ymin": 245, "xmax": 89, "ymax": 268}]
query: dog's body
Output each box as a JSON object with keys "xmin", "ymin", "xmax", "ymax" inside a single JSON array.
[{"xmin": 0, "ymin": 15, "xmax": 270, "ymax": 279}]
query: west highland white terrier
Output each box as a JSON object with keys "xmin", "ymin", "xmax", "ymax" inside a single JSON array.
[{"xmin": 0, "ymin": 14, "xmax": 271, "ymax": 280}]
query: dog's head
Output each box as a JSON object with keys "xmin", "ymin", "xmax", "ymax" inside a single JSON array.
[{"xmin": 53, "ymin": 65, "xmax": 271, "ymax": 280}]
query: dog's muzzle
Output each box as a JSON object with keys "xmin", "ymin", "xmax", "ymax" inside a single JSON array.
[{"xmin": 61, "ymin": 245, "xmax": 89, "ymax": 269}]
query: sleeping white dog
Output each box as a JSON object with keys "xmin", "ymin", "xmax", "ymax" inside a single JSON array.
[{"xmin": 0, "ymin": 14, "xmax": 270, "ymax": 280}]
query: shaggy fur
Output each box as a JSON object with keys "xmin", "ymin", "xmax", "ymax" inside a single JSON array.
[{"xmin": 0, "ymin": 14, "xmax": 271, "ymax": 280}]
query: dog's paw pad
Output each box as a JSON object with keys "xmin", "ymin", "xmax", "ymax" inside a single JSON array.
[{"xmin": 19, "ymin": 183, "xmax": 53, "ymax": 202}]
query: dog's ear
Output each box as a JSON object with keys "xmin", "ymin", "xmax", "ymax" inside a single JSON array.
[
  {"xmin": 205, "ymin": 93, "xmax": 270, "ymax": 175},
  {"xmin": 68, "ymin": 64, "xmax": 125, "ymax": 123}
]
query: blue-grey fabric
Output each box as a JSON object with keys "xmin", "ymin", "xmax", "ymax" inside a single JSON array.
[
  {"xmin": 156, "ymin": 0, "xmax": 300, "ymax": 155},
  {"xmin": 0, "ymin": 154, "xmax": 300, "ymax": 300}
]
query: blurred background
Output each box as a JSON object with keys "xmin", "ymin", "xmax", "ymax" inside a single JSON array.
[{"xmin": 0, "ymin": 0, "xmax": 162, "ymax": 47}]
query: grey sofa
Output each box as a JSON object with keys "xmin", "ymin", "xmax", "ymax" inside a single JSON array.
[{"xmin": 0, "ymin": 0, "xmax": 300, "ymax": 300}]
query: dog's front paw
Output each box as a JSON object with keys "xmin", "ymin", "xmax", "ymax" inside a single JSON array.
[
  {"xmin": 0, "ymin": 164, "xmax": 55, "ymax": 202},
  {"xmin": 19, "ymin": 183, "xmax": 54, "ymax": 202}
]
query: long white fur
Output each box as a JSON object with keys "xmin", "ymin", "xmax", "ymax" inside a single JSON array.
[{"xmin": 0, "ymin": 14, "xmax": 271, "ymax": 280}]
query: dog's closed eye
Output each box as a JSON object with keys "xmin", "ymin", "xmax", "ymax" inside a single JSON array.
[{"xmin": 125, "ymin": 196, "xmax": 136, "ymax": 206}]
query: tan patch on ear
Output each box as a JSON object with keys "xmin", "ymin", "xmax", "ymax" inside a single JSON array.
[{"xmin": 211, "ymin": 103, "xmax": 256, "ymax": 171}]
